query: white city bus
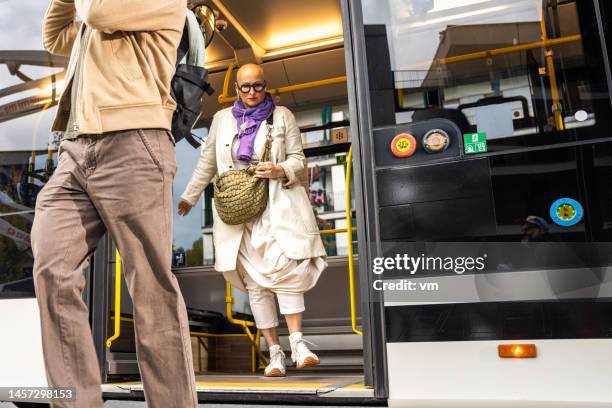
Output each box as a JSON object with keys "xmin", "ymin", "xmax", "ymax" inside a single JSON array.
[{"xmin": 1, "ymin": 0, "xmax": 612, "ymax": 406}]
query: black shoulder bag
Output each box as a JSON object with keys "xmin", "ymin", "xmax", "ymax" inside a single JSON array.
[{"xmin": 170, "ymin": 20, "xmax": 214, "ymax": 148}]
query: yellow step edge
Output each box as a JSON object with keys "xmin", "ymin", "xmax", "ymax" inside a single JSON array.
[
  {"xmin": 197, "ymin": 381, "xmax": 331, "ymax": 388},
  {"xmin": 341, "ymin": 384, "xmax": 371, "ymax": 389},
  {"xmin": 107, "ymin": 381, "xmax": 333, "ymax": 388}
]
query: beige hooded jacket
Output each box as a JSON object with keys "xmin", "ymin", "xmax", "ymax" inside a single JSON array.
[{"xmin": 42, "ymin": 0, "xmax": 186, "ymax": 134}]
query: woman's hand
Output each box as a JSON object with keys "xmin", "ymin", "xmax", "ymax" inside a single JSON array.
[
  {"xmin": 178, "ymin": 199, "xmax": 193, "ymax": 216},
  {"xmin": 254, "ymin": 161, "xmax": 286, "ymax": 179}
]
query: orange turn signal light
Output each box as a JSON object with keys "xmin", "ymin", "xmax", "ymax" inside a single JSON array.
[{"xmin": 498, "ymin": 344, "xmax": 537, "ymax": 358}]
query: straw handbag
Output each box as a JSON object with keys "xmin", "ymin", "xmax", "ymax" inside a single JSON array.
[{"xmin": 213, "ymin": 116, "xmax": 274, "ymax": 225}]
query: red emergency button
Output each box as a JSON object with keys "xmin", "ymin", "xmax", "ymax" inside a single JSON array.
[{"xmin": 390, "ymin": 133, "xmax": 417, "ymax": 158}]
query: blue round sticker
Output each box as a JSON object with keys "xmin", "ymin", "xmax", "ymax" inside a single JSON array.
[{"xmin": 549, "ymin": 198, "xmax": 583, "ymax": 227}]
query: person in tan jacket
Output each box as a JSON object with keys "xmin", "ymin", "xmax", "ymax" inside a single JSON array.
[{"xmin": 31, "ymin": 1, "xmax": 198, "ymax": 407}]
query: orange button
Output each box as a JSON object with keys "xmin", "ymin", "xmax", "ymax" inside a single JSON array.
[
  {"xmin": 422, "ymin": 129, "xmax": 450, "ymax": 153},
  {"xmin": 390, "ymin": 133, "xmax": 417, "ymax": 158}
]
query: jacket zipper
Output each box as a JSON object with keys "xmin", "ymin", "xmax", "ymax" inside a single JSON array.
[{"xmin": 73, "ymin": 24, "xmax": 90, "ymax": 133}]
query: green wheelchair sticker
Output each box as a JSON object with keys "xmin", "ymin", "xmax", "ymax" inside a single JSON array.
[{"xmin": 463, "ymin": 132, "xmax": 488, "ymax": 154}]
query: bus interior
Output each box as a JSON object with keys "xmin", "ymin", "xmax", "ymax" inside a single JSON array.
[{"xmin": 97, "ymin": 0, "xmax": 370, "ymax": 403}]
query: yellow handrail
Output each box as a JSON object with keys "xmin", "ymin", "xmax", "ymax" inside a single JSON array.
[
  {"xmin": 105, "ymin": 249, "xmax": 122, "ymax": 348},
  {"xmin": 320, "ymin": 227, "xmax": 357, "ymax": 236},
  {"xmin": 110, "ymin": 316, "xmax": 249, "ymax": 338},
  {"xmin": 105, "ymin": 251, "xmax": 266, "ymax": 367},
  {"xmin": 345, "ymin": 145, "xmax": 362, "ymax": 336},
  {"xmin": 399, "ymin": 33, "xmax": 580, "ymax": 128},
  {"xmin": 223, "ymin": 145, "xmax": 363, "ymax": 342},
  {"xmin": 220, "ymin": 62, "xmax": 236, "ymax": 108},
  {"xmin": 224, "ymin": 281, "xmax": 268, "ymax": 371},
  {"xmin": 218, "ymin": 75, "xmax": 347, "ymax": 105},
  {"xmin": 431, "ymin": 34, "xmax": 580, "ymax": 66},
  {"xmin": 107, "ymin": 185, "xmax": 361, "ymax": 366},
  {"xmin": 111, "ymin": 314, "xmax": 263, "ymax": 369},
  {"xmin": 225, "ymin": 281, "xmax": 255, "ymax": 327},
  {"xmin": 540, "ymin": 19, "xmax": 565, "ymax": 130},
  {"xmin": 28, "ymin": 151, "xmax": 36, "ymax": 185}
]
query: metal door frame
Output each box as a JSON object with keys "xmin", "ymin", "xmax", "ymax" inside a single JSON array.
[{"xmin": 340, "ymin": 0, "xmax": 388, "ymax": 399}]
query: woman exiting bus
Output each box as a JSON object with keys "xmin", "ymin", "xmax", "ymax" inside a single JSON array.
[{"xmin": 178, "ymin": 63, "xmax": 327, "ymax": 377}]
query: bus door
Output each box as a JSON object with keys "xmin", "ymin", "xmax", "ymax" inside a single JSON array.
[
  {"xmin": 100, "ymin": 0, "xmax": 374, "ymax": 403},
  {"xmin": 345, "ymin": 0, "xmax": 612, "ymax": 406}
]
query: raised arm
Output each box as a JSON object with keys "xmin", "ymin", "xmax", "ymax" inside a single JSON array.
[
  {"xmin": 180, "ymin": 113, "xmax": 220, "ymax": 206},
  {"xmin": 43, "ymin": 0, "xmax": 82, "ymax": 56},
  {"xmin": 278, "ymin": 108, "xmax": 306, "ymax": 187},
  {"xmin": 74, "ymin": 0, "xmax": 186, "ymax": 33}
]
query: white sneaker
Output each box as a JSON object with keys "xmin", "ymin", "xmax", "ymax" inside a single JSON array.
[
  {"xmin": 289, "ymin": 332, "xmax": 320, "ymax": 369},
  {"xmin": 264, "ymin": 344, "xmax": 286, "ymax": 377}
]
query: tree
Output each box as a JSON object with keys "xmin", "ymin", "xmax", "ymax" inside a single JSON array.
[{"xmin": 185, "ymin": 237, "xmax": 204, "ymax": 267}]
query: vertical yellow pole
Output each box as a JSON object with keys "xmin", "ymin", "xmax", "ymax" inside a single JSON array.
[
  {"xmin": 106, "ymin": 249, "xmax": 122, "ymax": 347},
  {"xmin": 29, "ymin": 151, "xmax": 36, "ymax": 184},
  {"xmin": 397, "ymin": 88, "xmax": 404, "ymax": 109},
  {"xmin": 345, "ymin": 146, "xmax": 362, "ymax": 336},
  {"xmin": 540, "ymin": 15, "xmax": 564, "ymax": 130},
  {"xmin": 219, "ymin": 63, "xmax": 236, "ymax": 108}
]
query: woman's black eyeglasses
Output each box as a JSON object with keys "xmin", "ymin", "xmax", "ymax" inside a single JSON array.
[{"xmin": 237, "ymin": 82, "xmax": 266, "ymax": 93}]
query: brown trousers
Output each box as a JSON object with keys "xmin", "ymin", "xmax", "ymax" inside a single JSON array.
[{"xmin": 31, "ymin": 129, "xmax": 198, "ymax": 408}]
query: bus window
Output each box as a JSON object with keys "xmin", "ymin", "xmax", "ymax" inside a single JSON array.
[
  {"xmin": 171, "ymin": 128, "xmax": 210, "ymax": 268},
  {"xmin": 0, "ymin": 3, "xmax": 63, "ymax": 299},
  {"xmin": 358, "ymin": 0, "xmax": 612, "ymax": 244},
  {"xmin": 0, "ymin": 151, "xmax": 44, "ymax": 299},
  {"xmin": 362, "ymin": 0, "xmax": 611, "ymax": 150}
]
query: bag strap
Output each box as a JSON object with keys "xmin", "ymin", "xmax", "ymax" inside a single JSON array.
[
  {"xmin": 176, "ymin": 20, "xmax": 189, "ymax": 68},
  {"xmin": 260, "ymin": 112, "xmax": 275, "ymax": 162}
]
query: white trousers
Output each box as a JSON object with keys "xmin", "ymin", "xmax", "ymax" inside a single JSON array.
[
  {"xmin": 233, "ymin": 203, "xmax": 325, "ymax": 330},
  {"xmin": 239, "ymin": 269, "xmax": 305, "ymax": 329}
]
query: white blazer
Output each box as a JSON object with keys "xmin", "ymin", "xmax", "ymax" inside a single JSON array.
[{"xmin": 181, "ymin": 106, "xmax": 327, "ymax": 274}]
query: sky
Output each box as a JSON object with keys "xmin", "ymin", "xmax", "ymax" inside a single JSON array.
[
  {"xmin": 0, "ymin": 0, "xmax": 59, "ymax": 151},
  {"xmin": 0, "ymin": 0, "xmax": 208, "ymax": 250}
]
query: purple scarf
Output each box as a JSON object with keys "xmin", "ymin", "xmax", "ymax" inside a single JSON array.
[{"xmin": 231, "ymin": 93, "xmax": 275, "ymax": 161}]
